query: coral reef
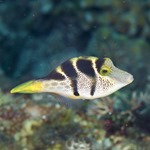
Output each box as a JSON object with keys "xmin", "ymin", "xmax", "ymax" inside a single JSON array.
[
  {"xmin": 65, "ymin": 138, "xmax": 90, "ymax": 150},
  {"xmin": 0, "ymin": 89, "xmax": 149, "ymax": 149}
]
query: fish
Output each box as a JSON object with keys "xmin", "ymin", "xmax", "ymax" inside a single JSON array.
[{"xmin": 10, "ymin": 56, "xmax": 134, "ymax": 100}]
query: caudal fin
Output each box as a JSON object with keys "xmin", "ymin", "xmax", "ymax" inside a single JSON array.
[{"xmin": 10, "ymin": 80, "xmax": 43, "ymax": 94}]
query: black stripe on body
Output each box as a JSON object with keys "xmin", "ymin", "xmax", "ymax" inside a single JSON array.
[
  {"xmin": 61, "ymin": 60, "xmax": 78, "ymax": 78},
  {"xmin": 44, "ymin": 70, "xmax": 65, "ymax": 80},
  {"xmin": 90, "ymin": 81, "xmax": 96, "ymax": 96},
  {"xmin": 61, "ymin": 60, "xmax": 80, "ymax": 96},
  {"xmin": 72, "ymin": 79, "xmax": 79, "ymax": 96},
  {"xmin": 76, "ymin": 59, "xmax": 95, "ymax": 77},
  {"xmin": 95, "ymin": 58, "xmax": 105, "ymax": 73}
]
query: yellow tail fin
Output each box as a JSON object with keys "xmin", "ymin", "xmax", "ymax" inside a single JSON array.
[{"xmin": 10, "ymin": 80, "xmax": 42, "ymax": 94}]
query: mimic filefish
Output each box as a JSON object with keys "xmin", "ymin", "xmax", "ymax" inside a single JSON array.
[{"xmin": 10, "ymin": 56, "xmax": 134, "ymax": 100}]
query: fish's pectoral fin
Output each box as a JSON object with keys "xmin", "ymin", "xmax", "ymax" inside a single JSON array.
[{"xmin": 10, "ymin": 80, "xmax": 43, "ymax": 94}]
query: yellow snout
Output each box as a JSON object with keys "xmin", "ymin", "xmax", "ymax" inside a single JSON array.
[{"xmin": 10, "ymin": 80, "xmax": 42, "ymax": 94}]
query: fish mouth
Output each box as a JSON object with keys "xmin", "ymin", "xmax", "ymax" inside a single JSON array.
[
  {"xmin": 112, "ymin": 71, "xmax": 134, "ymax": 86},
  {"xmin": 118, "ymin": 73, "xmax": 134, "ymax": 85},
  {"xmin": 126, "ymin": 74, "xmax": 134, "ymax": 84},
  {"xmin": 10, "ymin": 80, "xmax": 42, "ymax": 94}
]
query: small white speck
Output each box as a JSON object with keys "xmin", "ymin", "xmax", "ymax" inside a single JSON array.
[
  {"xmin": 108, "ymin": 112, "xmax": 112, "ymax": 115},
  {"xmin": 51, "ymin": 140, "xmax": 55, "ymax": 144},
  {"xmin": 55, "ymin": 104, "xmax": 61, "ymax": 108},
  {"xmin": 42, "ymin": 115, "xmax": 47, "ymax": 120},
  {"xmin": 0, "ymin": 126, "xmax": 4, "ymax": 131}
]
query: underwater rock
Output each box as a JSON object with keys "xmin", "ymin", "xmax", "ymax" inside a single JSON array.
[{"xmin": 0, "ymin": 89, "xmax": 149, "ymax": 149}]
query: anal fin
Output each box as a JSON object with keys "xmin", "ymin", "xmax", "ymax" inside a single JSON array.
[{"xmin": 51, "ymin": 94, "xmax": 84, "ymax": 109}]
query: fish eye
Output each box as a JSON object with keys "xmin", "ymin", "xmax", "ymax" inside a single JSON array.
[
  {"xmin": 102, "ymin": 69, "xmax": 108, "ymax": 74},
  {"xmin": 100, "ymin": 67, "xmax": 111, "ymax": 76}
]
